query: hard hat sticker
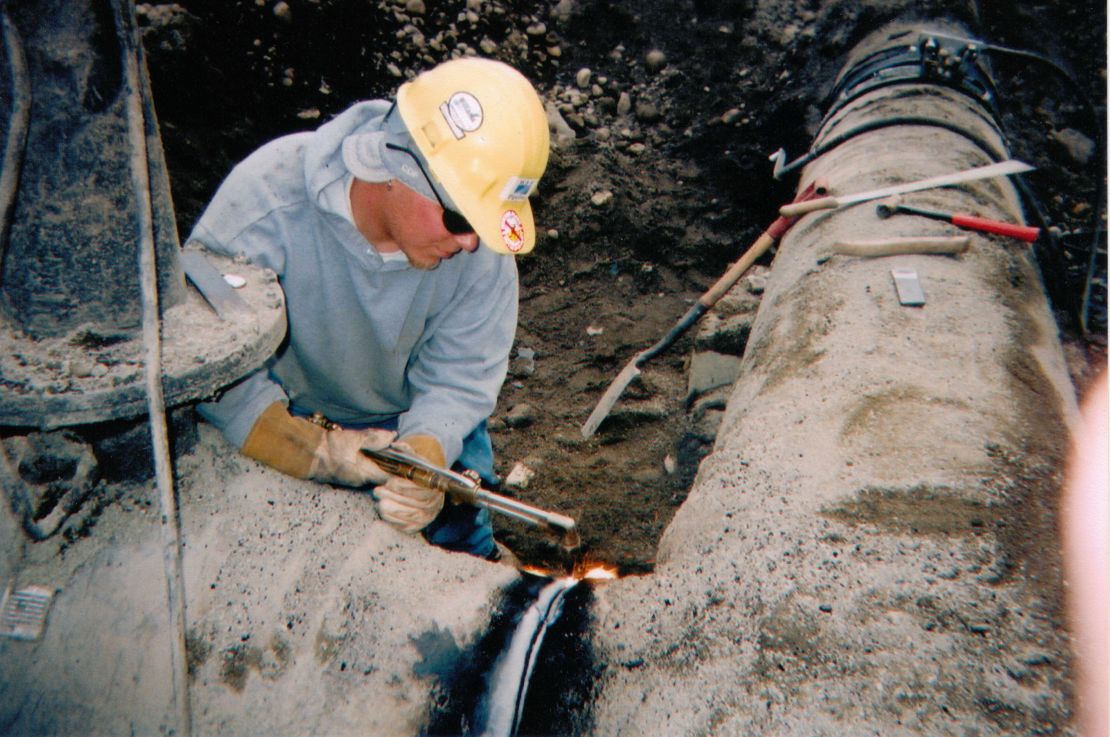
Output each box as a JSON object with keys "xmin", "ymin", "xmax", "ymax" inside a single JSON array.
[
  {"xmin": 500, "ymin": 177, "xmax": 538, "ymax": 202},
  {"xmin": 500, "ymin": 210, "xmax": 526, "ymax": 253},
  {"xmin": 440, "ymin": 92, "xmax": 484, "ymax": 140}
]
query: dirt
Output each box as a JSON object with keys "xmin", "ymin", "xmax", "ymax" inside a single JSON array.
[{"xmin": 134, "ymin": 0, "xmax": 1106, "ymax": 576}]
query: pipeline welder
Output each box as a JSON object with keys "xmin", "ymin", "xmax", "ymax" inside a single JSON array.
[{"xmin": 187, "ymin": 58, "xmax": 550, "ymax": 563}]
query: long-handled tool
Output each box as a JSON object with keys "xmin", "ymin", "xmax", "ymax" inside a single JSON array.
[
  {"xmin": 875, "ymin": 199, "xmax": 1041, "ymax": 242},
  {"xmin": 580, "ymin": 180, "xmax": 827, "ymax": 439},
  {"xmin": 779, "ymin": 159, "xmax": 1034, "ymax": 217},
  {"xmin": 363, "ymin": 445, "xmax": 581, "ymax": 550}
]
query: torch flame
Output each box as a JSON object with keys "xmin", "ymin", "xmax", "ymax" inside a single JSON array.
[{"xmin": 579, "ymin": 565, "xmax": 618, "ymax": 581}]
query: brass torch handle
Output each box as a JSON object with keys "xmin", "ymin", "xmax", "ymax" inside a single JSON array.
[
  {"xmin": 363, "ymin": 446, "xmax": 479, "ymax": 504},
  {"xmin": 361, "ymin": 445, "xmax": 580, "ymax": 549}
]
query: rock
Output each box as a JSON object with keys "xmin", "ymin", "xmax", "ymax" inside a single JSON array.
[
  {"xmin": 1050, "ymin": 128, "xmax": 1095, "ymax": 164},
  {"xmin": 552, "ymin": 0, "xmax": 574, "ymax": 23},
  {"xmin": 590, "ymin": 190, "xmax": 613, "ymax": 207},
  {"xmin": 746, "ymin": 274, "xmax": 767, "ymax": 295},
  {"xmin": 479, "ymin": 37, "xmax": 498, "ymax": 54},
  {"xmin": 505, "ymin": 463, "xmax": 535, "ymax": 488},
  {"xmin": 504, "ymin": 403, "xmax": 536, "ymax": 428},
  {"xmin": 526, "ymin": 21, "xmax": 546, "ymax": 36},
  {"xmin": 688, "ymin": 408, "xmax": 724, "ymax": 443},
  {"xmin": 405, "ymin": 0, "xmax": 426, "ymax": 15},
  {"xmin": 644, "ymin": 48, "xmax": 667, "ymax": 73},
  {"xmin": 610, "ymin": 399, "xmax": 668, "ymax": 423},
  {"xmin": 545, "ymin": 102, "xmax": 577, "ymax": 147},
  {"xmin": 575, "ymin": 67, "xmax": 592, "ymax": 89},
  {"xmin": 687, "ymin": 351, "xmax": 743, "ymax": 399},
  {"xmin": 720, "ymin": 108, "xmax": 742, "ymax": 125},
  {"xmin": 694, "ymin": 313, "xmax": 753, "ymax": 355},
  {"xmin": 510, "ymin": 347, "xmax": 535, "ymax": 377},
  {"xmin": 272, "ymin": 1, "xmax": 292, "ymax": 23},
  {"xmin": 634, "ymin": 102, "xmax": 660, "ymax": 123},
  {"xmin": 616, "ymin": 91, "xmax": 632, "ymax": 117}
]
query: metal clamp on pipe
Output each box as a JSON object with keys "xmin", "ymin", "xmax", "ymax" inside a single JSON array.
[{"xmin": 363, "ymin": 445, "xmax": 581, "ymax": 550}]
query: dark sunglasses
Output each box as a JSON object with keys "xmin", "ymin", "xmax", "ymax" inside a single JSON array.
[{"xmin": 384, "ymin": 142, "xmax": 475, "ymax": 235}]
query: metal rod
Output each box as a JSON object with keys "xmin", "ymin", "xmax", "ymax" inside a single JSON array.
[
  {"xmin": 122, "ymin": 0, "xmax": 191, "ymax": 732},
  {"xmin": 0, "ymin": 6, "xmax": 30, "ymax": 271}
]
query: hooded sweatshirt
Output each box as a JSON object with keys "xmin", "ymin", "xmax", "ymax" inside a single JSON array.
[{"xmin": 189, "ymin": 101, "xmax": 518, "ymax": 465}]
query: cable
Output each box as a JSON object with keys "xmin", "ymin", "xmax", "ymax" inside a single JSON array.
[{"xmin": 929, "ymin": 32, "xmax": 1107, "ymax": 336}]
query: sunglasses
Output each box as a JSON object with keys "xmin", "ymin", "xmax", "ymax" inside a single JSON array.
[{"xmin": 384, "ymin": 141, "xmax": 475, "ymax": 235}]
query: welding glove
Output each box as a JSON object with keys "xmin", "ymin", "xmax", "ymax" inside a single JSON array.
[
  {"xmin": 373, "ymin": 434, "xmax": 446, "ymax": 534},
  {"xmin": 240, "ymin": 402, "xmax": 394, "ymax": 487}
]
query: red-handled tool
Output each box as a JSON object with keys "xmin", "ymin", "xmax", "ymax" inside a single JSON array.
[{"xmin": 876, "ymin": 201, "xmax": 1040, "ymax": 242}]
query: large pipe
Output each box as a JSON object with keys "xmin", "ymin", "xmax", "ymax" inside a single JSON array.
[{"xmin": 590, "ymin": 20, "xmax": 1078, "ymax": 736}]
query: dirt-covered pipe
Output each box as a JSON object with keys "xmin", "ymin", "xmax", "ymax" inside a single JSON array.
[{"xmin": 589, "ymin": 20, "xmax": 1079, "ymax": 737}]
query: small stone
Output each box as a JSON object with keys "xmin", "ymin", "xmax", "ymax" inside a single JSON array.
[
  {"xmin": 616, "ymin": 91, "xmax": 632, "ymax": 117},
  {"xmin": 575, "ymin": 67, "xmax": 592, "ymax": 89},
  {"xmin": 590, "ymin": 190, "xmax": 613, "ymax": 207},
  {"xmin": 510, "ymin": 347, "xmax": 535, "ymax": 377},
  {"xmin": 627, "ymin": 142, "xmax": 646, "ymax": 155},
  {"xmin": 634, "ymin": 102, "xmax": 660, "ymax": 123},
  {"xmin": 721, "ymin": 107, "xmax": 742, "ymax": 125},
  {"xmin": 1051, "ymin": 128, "xmax": 1095, "ymax": 165},
  {"xmin": 505, "ymin": 463, "xmax": 535, "ymax": 488},
  {"xmin": 644, "ymin": 48, "xmax": 667, "ymax": 73},
  {"xmin": 526, "ymin": 21, "xmax": 546, "ymax": 36},
  {"xmin": 818, "ymin": 603, "xmax": 833, "ymax": 613},
  {"xmin": 272, "ymin": 1, "xmax": 292, "ymax": 23},
  {"xmin": 479, "ymin": 37, "xmax": 498, "ymax": 55},
  {"xmin": 586, "ymin": 325, "xmax": 604, "ymax": 336},
  {"xmin": 663, "ymin": 455, "xmax": 677, "ymax": 475},
  {"xmin": 504, "ymin": 404, "xmax": 536, "ymax": 429},
  {"xmin": 405, "ymin": 0, "xmax": 426, "ymax": 14}
]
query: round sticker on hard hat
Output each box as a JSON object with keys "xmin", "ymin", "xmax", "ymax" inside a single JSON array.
[
  {"xmin": 441, "ymin": 92, "xmax": 483, "ymax": 140},
  {"xmin": 500, "ymin": 210, "xmax": 526, "ymax": 253}
]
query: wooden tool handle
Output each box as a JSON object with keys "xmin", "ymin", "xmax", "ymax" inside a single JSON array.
[
  {"xmin": 779, "ymin": 196, "xmax": 839, "ymax": 217},
  {"xmin": 830, "ymin": 235, "xmax": 970, "ymax": 257},
  {"xmin": 699, "ymin": 232, "xmax": 776, "ymax": 306}
]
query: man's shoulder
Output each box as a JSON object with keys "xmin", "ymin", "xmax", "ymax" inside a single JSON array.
[{"xmin": 231, "ymin": 132, "xmax": 314, "ymax": 186}]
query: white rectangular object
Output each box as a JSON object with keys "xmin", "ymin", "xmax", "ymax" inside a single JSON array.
[{"xmin": 0, "ymin": 585, "xmax": 55, "ymax": 641}]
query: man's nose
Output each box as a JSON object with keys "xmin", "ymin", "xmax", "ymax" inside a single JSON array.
[{"xmin": 455, "ymin": 233, "xmax": 480, "ymax": 252}]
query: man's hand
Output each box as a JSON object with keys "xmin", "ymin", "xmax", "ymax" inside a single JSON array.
[
  {"xmin": 241, "ymin": 402, "xmax": 394, "ymax": 487},
  {"xmin": 373, "ymin": 434, "xmax": 446, "ymax": 533},
  {"xmin": 308, "ymin": 425, "xmax": 395, "ymax": 487}
]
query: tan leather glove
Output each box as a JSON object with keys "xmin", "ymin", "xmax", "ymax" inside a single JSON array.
[
  {"xmin": 240, "ymin": 402, "xmax": 394, "ymax": 487},
  {"xmin": 374, "ymin": 434, "xmax": 446, "ymax": 534}
]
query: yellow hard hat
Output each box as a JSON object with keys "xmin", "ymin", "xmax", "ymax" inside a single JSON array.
[{"xmin": 396, "ymin": 58, "xmax": 550, "ymax": 255}]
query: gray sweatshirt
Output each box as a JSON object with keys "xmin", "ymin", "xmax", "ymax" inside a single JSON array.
[{"xmin": 189, "ymin": 101, "xmax": 518, "ymax": 465}]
